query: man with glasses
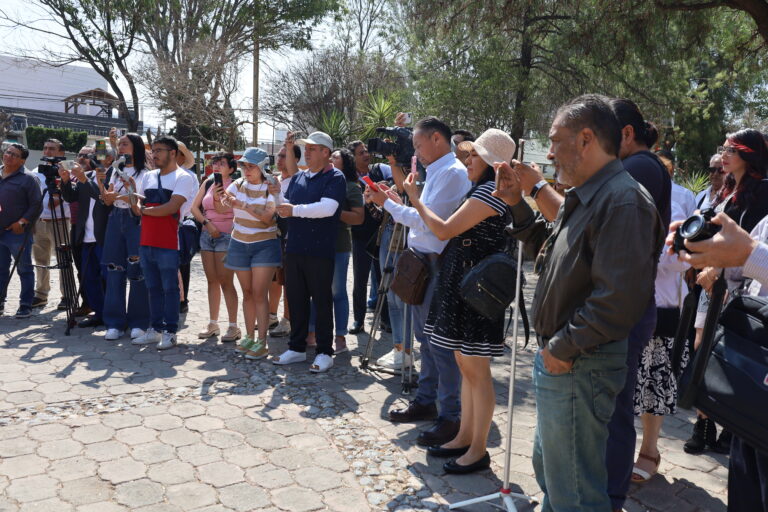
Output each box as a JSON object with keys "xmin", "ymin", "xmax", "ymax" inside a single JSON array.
[
  {"xmin": 0, "ymin": 144, "xmax": 42, "ymax": 318},
  {"xmin": 696, "ymin": 153, "xmax": 726, "ymax": 210},
  {"xmin": 31, "ymin": 138, "xmax": 71, "ymax": 310}
]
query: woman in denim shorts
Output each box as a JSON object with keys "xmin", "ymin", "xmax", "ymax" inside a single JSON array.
[
  {"xmin": 219, "ymin": 147, "xmax": 281, "ymax": 360},
  {"xmin": 190, "ymin": 152, "xmax": 240, "ymax": 342}
]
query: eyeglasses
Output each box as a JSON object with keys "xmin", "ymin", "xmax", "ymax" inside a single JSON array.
[
  {"xmin": 717, "ymin": 146, "xmax": 738, "ymax": 155},
  {"xmin": 77, "ymin": 153, "xmax": 90, "ymax": 158},
  {"xmin": 708, "ymin": 166, "xmax": 725, "ymax": 174}
]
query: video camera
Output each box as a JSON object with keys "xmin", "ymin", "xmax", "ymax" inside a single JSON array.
[
  {"xmin": 367, "ymin": 126, "xmax": 414, "ymax": 166},
  {"xmin": 38, "ymin": 156, "xmax": 65, "ymax": 182},
  {"xmin": 673, "ymin": 208, "xmax": 721, "ymax": 254}
]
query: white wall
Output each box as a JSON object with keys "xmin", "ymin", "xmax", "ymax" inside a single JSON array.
[{"xmin": 0, "ymin": 56, "xmax": 107, "ymax": 113}]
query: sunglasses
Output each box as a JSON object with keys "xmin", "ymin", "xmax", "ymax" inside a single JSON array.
[{"xmin": 708, "ymin": 166, "xmax": 725, "ymax": 174}]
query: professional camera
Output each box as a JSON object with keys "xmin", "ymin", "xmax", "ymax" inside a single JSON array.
[
  {"xmin": 38, "ymin": 156, "xmax": 65, "ymax": 182},
  {"xmin": 367, "ymin": 126, "xmax": 414, "ymax": 166},
  {"xmin": 673, "ymin": 208, "xmax": 721, "ymax": 253}
]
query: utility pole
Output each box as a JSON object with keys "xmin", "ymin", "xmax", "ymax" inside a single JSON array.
[{"xmin": 252, "ymin": 38, "xmax": 260, "ymax": 146}]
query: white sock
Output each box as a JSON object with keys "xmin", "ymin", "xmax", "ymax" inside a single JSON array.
[
  {"xmin": 229, "ymin": 322, "xmax": 237, "ymax": 328},
  {"xmin": 210, "ymin": 319, "xmax": 218, "ymax": 324}
]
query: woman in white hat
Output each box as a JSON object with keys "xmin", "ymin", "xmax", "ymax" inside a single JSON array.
[{"xmin": 402, "ymin": 128, "xmax": 516, "ymax": 474}]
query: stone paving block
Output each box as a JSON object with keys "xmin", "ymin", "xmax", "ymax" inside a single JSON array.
[
  {"xmin": 223, "ymin": 417, "xmax": 266, "ymax": 436},
  {"xmin": 271, "ymin": 486, "xmax": 324, "ymax": 512},
  {"xmin": 310, "ymin": 448, "xmax": 349, "ymax": 472},
  {"xmin": 18, "ymin": 497, "xmax": 75, "ymax": 511},
  {"xmin": 98, "ymin": 457, "xmax": 147, "ymax": 484},
  {"xmin": 84, "ymin": 440, "xmax": 130, "ymax": 462},
  {"xmin": 75, "ymin": 501, "xmax": 128, "ymax": 512},
  {"xmin": 263, "ymin": 419, "xmax": 306, "ymax": 437},
  {"xmin": 246, "ymin": 467, "xmax": 294, "ymax": 489},
  {"xmin": 159, "ymin": 428, "xmax": 201, "ymax": 447},
  {"xmin": 287, "ymin": 433, "xmax": 327, "ymax": 450},
  {"xmin": 58, "ymin": 476, "xmax": 113, "ymax": 505},
  {"xmin": 197, "ymin": 461, "xmax": 245, "ymax": 487},
  {"xmin": 147, "ymin": 459, "xmax": 195, "ymax": 485},
  {"xmin": 221, "ymin": 445, "xmax": 267, "ymax": 468},
  {"xmin": 0, "ymin": 424, "xmax": 28, "ymax": 441},
  {"xmin": 47, "ymin": 456, "xmax": 98, "ymax": 482},
  {"xmin": 0, "ymin": 454, "xmax": 48, "ymax": 479},
  {"xmin": 37, "ymin": 438, "xmax": 83, "ymax": 460},
  {"xmin": 102, "ymin": 413, "xmax": 143, "ymax": 430},
  {"xmin": 114, "ymin": 426, "xmax": 158, "ymax": 445},
  {"xmin": 133, "ymin": 405, "xmax": 168, "ymax": 417},
  {"xmin": 268, "ymin": 447, "xmax": 318, "ymax": 471},
  {"xmin": 6, "ymin": 474, "xmax": 58, "ymax": 502},
  {"xmin": 72, "ymin": 424, "xmax": 115, "ymax": 444},
  {"xmin": 5, "ymin": 391, "xmax": 43, "ymax": 405},
  {"xmin": 0, "ymin": 436, "xmax": 38, "ymax": 457},
  {"xmin": 134, "ymin": 505, "xmax": 184, "ymax": 512},
  {"xmin": 27, "ymin": 422, "xmax": 72, "ymax": 442},
  {"xmin": 185, "ymin": 416, "xmax": 225, "ymax": 433},
  {"xmin": 245, "ymin": 430, "xmax": 288, "ymax": 451},
  {"xmin": 4, "ymin": 380, "xmax": 36, "ymax": 392},
  {"xmin": 165, "ymin": 482, "xmax": 218, "ymax": 509},
  {"xmin": 168, "ymin": 402, "xmax": 206, "ymax": 418},
  {"xmin": 322, "ymin": 487, "xmax": 371, "ymax": 512},
  {"xmin": 218, "ymin": 482, "xmax": 270, "ymax": 511},
  {"xmin": 114, "ymin": 478, "xmax": 164, "ymax": 508},
  {"xmin": 292, "ymin": 467, "xmax": 344, "ymax": 492},
  {"xmin": 131, "ymin": 441, "xmax": 178, "ymax": 464},
  {"xmin": 177, "ymin": 443, "xmax": 222, "ymax": 466},
  {"xmin": 143, "ymin": 414, "xmax": 184, "ymax": 431},
  {"xmin": 202, "ymin": 430, "xmax": 244, "ymax": 449}
]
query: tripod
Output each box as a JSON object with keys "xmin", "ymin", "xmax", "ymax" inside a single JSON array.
[
  {"xmin": 359, "ymin": 213, "xmax": 418, "ymax": 394},
  {"xmin": 33, "ymin": 177, "xmax": 79, "ymax": 334},
  {"xmin": 449, "ymin": 240, "xmax": 538, "ymax": 511}
]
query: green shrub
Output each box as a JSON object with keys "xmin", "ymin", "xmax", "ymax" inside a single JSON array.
[{"xmin": 25, "ymin": 126, "xmax": 88, "ymax": 153}]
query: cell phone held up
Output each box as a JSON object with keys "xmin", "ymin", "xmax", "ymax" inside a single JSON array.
[
  {"xmin": 360, "ymin": 175, "xmax": 380, "ymax": 192},
  {"xmin": 213, "ymin": 172, "xmax": 223, "ymax": 188}
]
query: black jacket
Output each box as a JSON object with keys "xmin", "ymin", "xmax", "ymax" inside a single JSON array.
[{"xmin": 60, "ymin": 168, "xmax": 114, "ymax": 246}]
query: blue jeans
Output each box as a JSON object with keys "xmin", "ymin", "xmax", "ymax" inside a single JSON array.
[
  {"xmin": 0, "ymin": 230, "xmax": 34, "ymax": 307},
  {"xmin": 310, "ymin": 251, "xmax": 350, "ymax": 336},
  {"xmin": 139, "ymin": 246, "xmax": 180, "ymax": 333},
  {"xmin": 102, "ymin": 208, "xmax": 150, "ymax": 331},
  {"xmin": 412, "ymin": 253, "xmax": 461, "ymax": 422},
  {"xmin": 379, "ymin": 224, "xmax": 406, "ymax": 345},
  {"xmin": 532, "ymin": 340, "xmax": 628, "ymax": 512},
  {"xmin": 81, "ymin": 243, "xmax": 106, "ymax": 319}
]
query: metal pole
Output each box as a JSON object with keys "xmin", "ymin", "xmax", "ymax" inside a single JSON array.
[{"xmin": 252, "ymin": 38, "xmax": 260, "ymax": 146}]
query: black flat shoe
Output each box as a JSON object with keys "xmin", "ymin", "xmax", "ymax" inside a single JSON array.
[
  {"xmin": 427, "ymin": 445, "xmax": 469, "ymax": 458},
  {"xmin": 443, "ymin": 452, "xmax": 491, "ymax": 474},
  {"xmin": 78, "ymin": 316, "xmax": 104, "ymax": 328},
  {"xmin": 349, "ymin": 322, "xmax": 364, "ymax": 334}
]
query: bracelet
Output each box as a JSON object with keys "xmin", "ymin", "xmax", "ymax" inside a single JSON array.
[{"xmin": 530, "ymin": 180, "xmax": 549, "ymax": 199}]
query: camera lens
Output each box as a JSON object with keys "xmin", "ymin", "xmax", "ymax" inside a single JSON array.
[{"xmin": 680, "ymin": 216, "xmax": 704, "ymax": 239}]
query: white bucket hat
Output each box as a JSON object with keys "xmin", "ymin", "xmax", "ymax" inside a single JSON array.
[{"xmin": 457, "ymin": 128, "xmax": 516, "ymax": 167}]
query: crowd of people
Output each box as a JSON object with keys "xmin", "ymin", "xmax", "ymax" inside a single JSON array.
[{"xmin": 0, "ymin": 93, "xmax": 766, "ymax": 511}]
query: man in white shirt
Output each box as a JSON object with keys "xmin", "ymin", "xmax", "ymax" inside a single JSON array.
[
  {"xmin": 368, "ymin": 117, "xmax": 471, "ymax": 447},
  {"xmin": 31, "ymin": 138, "xmax": 71, "ymax": 310}
]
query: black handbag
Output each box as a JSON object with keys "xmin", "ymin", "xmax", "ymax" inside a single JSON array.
[
  {"xmin": 654, "ymin": 307, "xmax": 680, "ymax": 339},
  {"xmin": 678, "ymin": 283, "xmax": 768, "ymax": 453}
]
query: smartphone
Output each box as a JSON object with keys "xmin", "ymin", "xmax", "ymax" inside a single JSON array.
[
  {"xmin": 119, "ymin": 128, "xmax": 127, "ymax": 137},
  {"xmin": 213, "ymin": 172, "xmax": 223, "ymax": 187},
  {"xmin": 360, "ymin": 175, "xmax": 380, "ymax": 192},
  {"xmin": 95, "ymin": 140, "xmax": 107, "ymax": 162},
  {"xmin": 59, "ymin": 160, "xmax": 77, "ymax": 171}
]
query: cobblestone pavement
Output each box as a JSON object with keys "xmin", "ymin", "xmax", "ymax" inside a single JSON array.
[{"xmin": 0, "ymin": 258, "xmax": 728, "ymax": 511}]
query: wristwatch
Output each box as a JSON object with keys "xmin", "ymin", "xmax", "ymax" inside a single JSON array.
[
  {"xmin": 18, "ymin": 219, "xmax": 27, "ymax": 228},
  {"xmin": 529, "ymin": 179, "xmax": 549, "ymax": 199}
]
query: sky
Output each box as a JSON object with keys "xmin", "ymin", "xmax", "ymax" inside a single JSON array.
[{"xmin": 0, "ymin": 0, "xmax": 334, "ymax": 143}]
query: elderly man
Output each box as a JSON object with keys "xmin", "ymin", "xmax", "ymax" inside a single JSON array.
[
  {"xmin": 0, "ymin": 143, "xmax": 42, "ymax": 318},
  {"xmin": 495, "ymin": 94, "xmax": 664, "ymax": 512}
]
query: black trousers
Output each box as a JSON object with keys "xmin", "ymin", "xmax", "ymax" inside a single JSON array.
[
  {"xmin": 70, "ymin": 225, "xmax": 85, "ymax": 306},
  {"xmin": 286, "ymin": 253, "xmax": 334, "ymax": 356},
  {"xmin": 180, "ymin": 262, "xmax": 191, "ymax": 302},
  {"xmin": 729, "ymin": 436, "xmax": 768, "ymax": 511},
  {"xmin": 351, "ymin": 237, "xmax": 388, "ymax": 325}
]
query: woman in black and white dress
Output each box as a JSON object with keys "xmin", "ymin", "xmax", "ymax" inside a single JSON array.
[{"xmin": 402, "ymin": 128, "xmax": 515, "ymax": 474}]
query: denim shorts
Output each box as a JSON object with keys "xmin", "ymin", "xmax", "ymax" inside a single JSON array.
[
  {"xmin": 225, "ymin": 237, "xmax": 282, "ymax": 270},
  {"xmin": 200, "ymin": 230, "xmax": 232, "ymax": 253}
]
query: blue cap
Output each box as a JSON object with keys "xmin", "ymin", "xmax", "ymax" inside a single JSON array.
[{"xmin": 239, "ymin": 147, "xmax": 269, "ymax": 167}]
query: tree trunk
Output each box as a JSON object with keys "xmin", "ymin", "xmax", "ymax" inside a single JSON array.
[
  {"xmin": 510, "ymin": 15, "xmax": 534, "ymax": 151},
  {"xmin": 173, "ymin": 120, "xmax": 192, "ymax": 145}
]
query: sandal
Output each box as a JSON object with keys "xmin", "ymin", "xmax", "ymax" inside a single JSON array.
[{"xmin": 631, "ymin": 452, "xmax": 661, "ymax": 483}]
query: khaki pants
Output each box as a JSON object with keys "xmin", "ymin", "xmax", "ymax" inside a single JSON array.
[{"xmin": 32, "ymin": 218, "xmax": 69, "ymax": 301}]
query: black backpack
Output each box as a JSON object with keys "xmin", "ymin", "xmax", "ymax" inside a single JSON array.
[{"xmin": 677, "ymin": 289, "xmax": 768, "ymax": 453}]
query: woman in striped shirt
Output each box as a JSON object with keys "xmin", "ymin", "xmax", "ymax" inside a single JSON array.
[{"xmin": 219, "ymin": 147, "xmax": 281, "ymax": 360}]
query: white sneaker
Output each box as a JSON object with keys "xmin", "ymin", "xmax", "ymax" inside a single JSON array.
[
  {"xmin": 104, "ymin": 328, "xmax": 124, "ymax": 341},
  {"xmin": 269, "ymin": 318, "xmax": 291, "ymax": 337},
  {"xmin": 376, "ymin": 348, "xmax": 413, "ymax": 369},
  {"xmin": 310, "ymin": 353, "xmax": 334, "ymax": 373},
  {"xmin": 130, "ymin": 328, "xmax": 146, "ymax": 339},
  {"xmin": 271, "ymin": 349, "xmax": 306, "ymax": 365},
  {"xmin": 132, "ymin": 328, "xmax": 161, "ymax": 345},
  {"xmin": 157, "ymin": 331, "xmax": 177, "ymax": 350}
]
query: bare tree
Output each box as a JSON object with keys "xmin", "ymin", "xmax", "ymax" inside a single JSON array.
[
  {"xmin": 0, "ymin": 111, "xmax": 13, "ymax": 142},
  {"xmin": 0, "ymin": 0, "xmax": 144, "ymax": 131}
]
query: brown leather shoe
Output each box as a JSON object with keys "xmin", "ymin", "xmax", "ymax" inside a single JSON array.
[
  {"xmin": 388, "ymin": 401, "xmax": 438, "ymax": 423},
  {"xmin": 417, "ymin": 419, "xmax": 461, "ymax": 447}
]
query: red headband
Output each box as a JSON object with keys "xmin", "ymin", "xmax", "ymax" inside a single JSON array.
[{"xmin": 727, "ymin": 140, "xmax": 755, "ymax": 153}]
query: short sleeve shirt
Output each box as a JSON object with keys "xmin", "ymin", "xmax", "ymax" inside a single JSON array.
[
  {"xmin": 136, "ymin": 167, "xmax": 197, "ymax": 249},
  {"xmin": 227, "ymin": 179, "xmax": 277, "ymax": 243}
]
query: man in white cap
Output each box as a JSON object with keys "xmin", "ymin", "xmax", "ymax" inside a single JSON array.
[{"xmin": 273, "ymin": 131, "xmax": 346, "ymax": 373}]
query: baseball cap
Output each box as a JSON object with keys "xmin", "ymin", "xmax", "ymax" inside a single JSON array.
[
  {"xmin": 239, "ymin": 147, "xmax": 269, "ymax": 168},
  {"xmin": 296, "ymin": 131, "xmax": 334, "ymax": 151}
]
